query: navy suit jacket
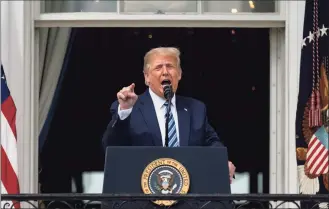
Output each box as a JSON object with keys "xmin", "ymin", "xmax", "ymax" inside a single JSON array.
[{"xmin": 102, "ymin": 90, "xmax": 224, "ymax": 149}]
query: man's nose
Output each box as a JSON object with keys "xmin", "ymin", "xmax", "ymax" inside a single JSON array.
[{"xmin": 162, "ymin": 66, "xmax": 169, "ymax": 75}]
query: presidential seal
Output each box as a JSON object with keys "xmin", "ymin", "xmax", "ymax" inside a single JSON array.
[{"xmin": 141, "ymin": 158, "xmax": 190, "ymax": 206}]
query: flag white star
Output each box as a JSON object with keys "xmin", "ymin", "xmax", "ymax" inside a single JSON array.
[
  {"xmin": 1, "ymin": 76, "xmax": 5, "ymax": 79},
  {"xmin": 307, "ymin": 31, "xmax": 314, "ymax": 43},
  {"xmin": 302, "ymin": 38, "xmax": 307, "ymax": 48},
  {"xmin": 320, "ymin": 24, "xmax": 328, "ymax": 36}
]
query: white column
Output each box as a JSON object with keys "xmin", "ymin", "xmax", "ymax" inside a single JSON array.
[
  {"xmin": 23, "ymin": 0, "xmax": 39, "ymax": 195},
  {"xmin": 269, "ymin": 27, "xmax": 285, "ymax": 197},
  {"xmin": 283, "ymin": 0, "xmax": 305, "ymax": 196},
  {"xmin": 0, "ymin": 1, "xmax": 38, "ymax": 195}
]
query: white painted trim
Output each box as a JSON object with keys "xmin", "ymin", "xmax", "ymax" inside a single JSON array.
[
  {"xmin": 268, "ymin": 0, "xmax": 303, "ymax": 205},
  {"xmin": 272, "ymin": 27, "xmax": 287, "ymax": 208},
  {"xmin": 22, "ymin": 1, "xmax": 38, "ymax": 195},
  {"xmin": 35, "ymin": 13, "xmax": 285, "ymax": 28},
  {"xmin": 269, "ymin": 28, "xmax": 287, "ymax": 206},
  {"xmin": 277, "ymin": 27, "xmax": 286, "ymax": 196},
  {"xmin": 33, "ymin": 0, "xmax": 40, "ymax": 18},
  {"xmin": 278, "ymin": 0, "xmax": 286, "ymax": 19},
  {"xmin": 272, "ymin": 0, "xmax": 302, "ymax": 206},
  {"xmin": 284, "ymin": 0, "xmax": 299, "ymax": 195},
  {"xmin": 270, "ymin": 28, "xmax": 280, "ymax": 195}
]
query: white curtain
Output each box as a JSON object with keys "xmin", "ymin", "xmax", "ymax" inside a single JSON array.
[
  {"xmin": 39, "ymin": 27, "xmax": 71, "ymax": 135},
  {"xmin": 39, "ymin": 0, "xmax": 72, "ymax": 136}
]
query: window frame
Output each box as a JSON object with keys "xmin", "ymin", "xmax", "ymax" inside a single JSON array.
[{"xmin": 15, "ymin": 1, "xmax": 303, "ymax": 199}]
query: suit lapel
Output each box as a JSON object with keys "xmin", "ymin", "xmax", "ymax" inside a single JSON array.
[
  {"xmin": 137, "ymin": 90, "xmax": 162, "ymax": 146},
  {"xmin": 176, "ymin": 96, "xmax": 190, "ymax": 146}
]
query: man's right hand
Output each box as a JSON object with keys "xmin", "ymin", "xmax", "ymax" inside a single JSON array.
[{"xmin": 117, "ymin": 83, "xmax": 138, "ymax": 110}]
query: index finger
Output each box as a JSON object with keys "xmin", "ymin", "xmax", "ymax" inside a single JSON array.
[{"xmin": 129, "ymin": 83, "xmax": 135, "ymax": 92}]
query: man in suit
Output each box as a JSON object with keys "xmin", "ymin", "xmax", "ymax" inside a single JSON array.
[{"xmin": 102, "ymin": 47, "xmax": 236, "ymax": 182}]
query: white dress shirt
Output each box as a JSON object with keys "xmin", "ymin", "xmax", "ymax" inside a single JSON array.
[{"xmin": 117, "ymin": 88, "xmax": 180, "ymax": 146}]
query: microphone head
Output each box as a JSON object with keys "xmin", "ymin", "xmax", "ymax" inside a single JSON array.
[{"xmin": 161, "ymin": 80, "xmax": 173, "ymax": 100}]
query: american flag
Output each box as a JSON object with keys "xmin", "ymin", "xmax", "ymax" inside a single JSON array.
[
  {"xmin": 306, "ymin": 126, "xmax": 329, "ymax": 176},
  {"xmin": 1, "ymin": 65, "xmax": 20, "ymax": 208}
]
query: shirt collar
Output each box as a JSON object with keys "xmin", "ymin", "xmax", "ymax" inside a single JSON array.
[{"xmin": 149, "ymin": 88, "xmax": 176, "ymax": 109}]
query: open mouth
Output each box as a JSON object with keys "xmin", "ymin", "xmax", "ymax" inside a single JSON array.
[{"xmin": 161, "ymin": 79, "xmax": 171, "ymax": 86}]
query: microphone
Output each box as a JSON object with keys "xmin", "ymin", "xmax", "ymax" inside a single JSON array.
[
  {"xmin": 163, "ymin": 84, "xmax": 173, "ymax": 100},
  {"xmin": 162, "ymin": 81, "xmax": 173, "ymax": 147}
]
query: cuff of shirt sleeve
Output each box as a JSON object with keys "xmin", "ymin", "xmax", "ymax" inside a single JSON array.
[{"xmin": 117, "ymin": 105, "xmax": 132, "ymax": 120}]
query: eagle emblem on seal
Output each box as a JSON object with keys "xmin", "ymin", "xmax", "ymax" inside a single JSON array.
[
  {"xmin": 156, "ymin": 170, "xmax": 177, "ymax": 194},
  {"xmin": 141, "ymin": 158, "xmax": 190, "ymax": 206}
]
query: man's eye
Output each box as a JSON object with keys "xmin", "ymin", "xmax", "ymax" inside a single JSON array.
[{"xmin": 155, "ymin": 65, "xmax": 163, "ymax": 70}]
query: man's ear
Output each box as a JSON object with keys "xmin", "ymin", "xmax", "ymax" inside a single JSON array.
[
  {"xmin": 178, "ymin": 69, "xmax": 182, "ymax": 81},
  {"xmin": 144, "ymin": 72, "xmax": 149, "ymax": 86}
]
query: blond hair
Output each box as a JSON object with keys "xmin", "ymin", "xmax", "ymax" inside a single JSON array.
[{"xmin": 143, "ymin": 47, "xmax": 181, "ymax": 73}]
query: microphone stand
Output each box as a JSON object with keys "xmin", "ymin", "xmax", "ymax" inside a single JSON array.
[{"xmin": 165, "ymin": 95, "xmax": 172, "ymax": 147}]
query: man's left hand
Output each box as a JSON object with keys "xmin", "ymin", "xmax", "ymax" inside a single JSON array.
[{"xmin": 228, "ymin": 161, "xmax": 236, "ymax": 184}]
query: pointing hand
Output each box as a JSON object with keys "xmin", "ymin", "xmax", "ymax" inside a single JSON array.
[{"xmin": 117, "ymin": 83, "xmax": 138, "ymax": 110}]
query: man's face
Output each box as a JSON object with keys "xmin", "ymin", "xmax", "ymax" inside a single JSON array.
[{"xmin": 144, "ymin": 54, "xmax": 181, "ymax": 98}]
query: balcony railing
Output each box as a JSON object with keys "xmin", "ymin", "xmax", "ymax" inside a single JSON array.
[{"xmin": 1, "ymin": 194, "xmax": 329, "ymax": 209}]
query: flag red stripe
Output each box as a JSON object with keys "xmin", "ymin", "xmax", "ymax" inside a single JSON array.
[
  {"xmin": 308, "ymin": 137, "xmax": 316, "ymax": 147},
  {"xmin": 1, "ymin": 67, "xmax": 20, "ymax": 209},
  {"xmin": 307, "ymin": 145, "xmax": 325, "ymax": 168},
  {"xmin": 319, "ymin": 161, "xmax": 329, "ymax": 174},
  {"xmin": 1, "ymin": 146, "xmax": 20, "ymax": 194},
  {"xmin": 306, "ymin": 141, "xmax": 322, "ymax": 162},
  {"xmin": 1, "ymin": 96, "xmax": 17, "ymax": 139},
  {"xmin": 307, "ymin": 139, "xmax": 321, "ymax": 157},
  {"xmin": 313, "ymin": 150, "xmax": 328, "ymax": 174}
]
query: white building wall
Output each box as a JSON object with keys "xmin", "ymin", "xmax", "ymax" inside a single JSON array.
[
  {"xmin": 1, "ymin": 0, "xmax": 25, "ymax": 191},
  {"xmin": 1, "ymin": 1, "xmax": 38, "ymax": 194},
  {"xmin": 0, "ymin": 1, "xmax": 306, "ymax": 194},
  {"xmin": 1, "ymin": 2, "xmax": 24, "ymax": 139}
]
